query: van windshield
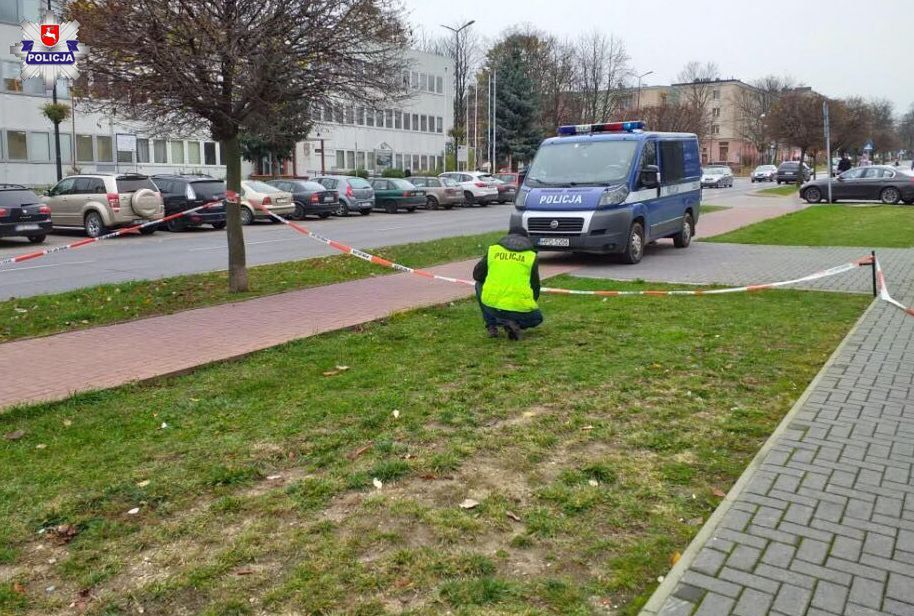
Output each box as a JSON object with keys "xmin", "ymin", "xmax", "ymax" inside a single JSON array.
[{"xmin": 525, "ymin": 140, "xmax": 637, "ymax": 187}]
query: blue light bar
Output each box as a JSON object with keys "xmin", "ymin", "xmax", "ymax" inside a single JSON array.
[{"xmin": 557, "ymin": 121, "xmax": 646, "ymax": 136}]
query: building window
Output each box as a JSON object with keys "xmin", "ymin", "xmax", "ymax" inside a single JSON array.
[
  {"xmin": 355, "ymin": 107, "xmax": 364, "ymax": 125},
  {"xmin": 436, "ymin": 76, "xmax": 443, "ymax": 94},
  {"xmin": 1, "ymin": 0, "xmax": 39, "ymax": 24},
  {"xmin": 368, "ymin": 152, "xmax": 375, "ymax": 169},
  {"xmin": 376, "ymin": 110, "xmax": 384, "ymax": 127},
  {"xmin": 188, "ymin": 141, "xmax": 201, "ymax": 164},
  {"xmin": 436, "ymin": 155, "xmax": 444, "ymax": 169},
  {"xmin": 6, "ymin": 130, "xmax": 27, "ymax": 159},
  {"xmin": 336, "ymin": 150, "xmax": 345, "ymax": 169},
  {"xmin": 420, "ymin": 155, "xmax": 428, "ymax": 169},
  {"xmin": 136, "ymin": 138, "xmax": 150, "ymax": 163},
  {"xmin": 712, "ymin": 107, "xmax": 720, "ymax": 118},
  {"xmin": 712, "ymin": 89, "xmax": 720, "ymax": 100},
  {"xmin": 385, "ymin": 109, "xmax": 393, "ymax": 128},
  {"xmin": 419, "ymin": 73, "xmax": 428, "ymax": 91},
  {"xmin": 76, "ymin": 134, "xmax": 94, "ymax": 161},
  {"xmin": 356, "ymin": 151, "xmax": 365, "ymax": 169},
  {"xmin": 117, "ymin": 148, "xmax": 133, "ymax": 163},
  {"xmin": 403, "ymin": 113, "xmax": 411, "ymax": 130},
  {"xmin": 366, "ymin": 109, "xmax": 374, "ymax": 127},
  {"xmin": 28, "ymin": 132, "xmax": 50, "ymax": 161},
  {"xmin": 412, "ymin": 154, "xmax": 420, "ymax": 170},
  {"xmin": 412, "ymin": 114, "xmax": 419, "ymax": 131},
  {"xmin": 97, "ymin": 136, "xmax": 113, "ymax": 162},
  {"xmin": 153, "ymin": 139, "xmax": 167, "ymax": 163},
  {"xmin": 419, "ymin": 115, "xmax": 427, "ymax": 132},
  {"xmin": 436, "ymin": 117, "xmax": 443, "ymax": 133},
  {"xmin": 395, "ymin": 153, "xmax": 403, "ymax": 169},
  {"xmin": 2, "ymin": 62, "xmax": 22, "ymax": 91},
  {"xmin": 170, "ymin": 140, "xmax": 184, "ymax": 164},
  {"xmin": 401, "ymin": 70, "xmax": 410, "ymax": 88},
  {"xmin": 345, "ymin": 106, "xmax": 354, "ymax": 124},
  {"xmin": 310, "ymin": 105, "xmax": 321, "ymax": 122},
  {"xmin": 204, "ymin": 142, "xmax": 217, "ymax": 165},
  {"xmin": 346, "ymin": 151, "xmax": 355, "ymax": 169},
  {"xmin": 711, "ymin": 125, "xmax": 720, "ymax": 135},
  {"xmin": 59, "ymin": 133, "xmax": 72, "ymax": 163},
  {"xmin": 410, "ymin": 71, "xmax": 418, "ymax": 89},
  {"xmin": 394, "ymin": 111, "xmax": 402, "ymax": 129}
]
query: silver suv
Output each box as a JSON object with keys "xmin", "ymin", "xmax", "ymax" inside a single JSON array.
[{"xmin": 43, "ymin": 173, "xmax": 164, "ymax": 237}]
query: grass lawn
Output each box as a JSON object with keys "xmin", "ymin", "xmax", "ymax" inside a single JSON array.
[
  {"xmin": 0, "ymin": 231, "xmax": 503, "ymax": 344},
  {"xmin": 699, "ymin": 204, "xmax": 730, "ymax": 215},
  {"xmin": 705, "ymin": 205, "xmax": 914, "ymax": 248},
  {"xmin": 757, "ymin": 185, "xmax": 799, "ymax": 197},
  {"xmin": 0, "ymin": 279, "xmax": 868, "ymax": 615}
]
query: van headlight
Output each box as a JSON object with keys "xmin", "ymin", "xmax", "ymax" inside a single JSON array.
[
  {"xmin": 515, "ymin": 188, "xmax": 529, "ymax": 208},
  {"xmin": 598, "ymin": 185, "xmax": 629, "ymax": 208}
]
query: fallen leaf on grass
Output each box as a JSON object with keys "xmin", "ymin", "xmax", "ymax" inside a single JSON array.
[
  {"xmin": 48, "ymin": 524, "xmax": 79, "ymax": 545},
  {"xmin": 392, "ymin": 409, "xmax": 400, "ymax": 419},
  {"xmin": 420, "ymin": 473, "xmax": 438, "ymax": 480},
  {"xmin": 372, "ymin": 478, "xmax": 383, "ymax": 490},
  {"xmin": 12, "ymin": 581, "xmax": 26, "ymax": 595},
  {"xmin": 266, "ymin": 475, "xmax": 282, "ymax": 481},
  {"xmin": 670, "ymin": 551, "xmax": 682, "ymax": 565},
  {"xmin": 581, "ymin": 425, "xmax": 594, "ymax": 431},
  {"xmin": 4, "ymin": 430, "xmax": 25, "ymax": 441},
  {"xmin": 63, "ymin": 419, "xmax": 72, "ymax": 427},
  {"xmin": 347, "ymin": 442, "xmax": 373, "ymax": 460},
  {"xmin": 236, "ymin": 568, "xmax": 254, "ymax": 576},
  {"xmin": 506, "ymin": 511, "xmax": 521, "ymax": 522},
  {"xmin": 127, "ymin": 508, "xmax": 140, "ymax": 515},
  {"xmin": 136, "ymin": 480, "xmax": 150, "ymax": 488},
  {"xmin": 35, "ymin": 443, "xmax": 47, "ymax": 449},
  {"xmin": 322, "ymin": 365, "xmax": 351, "ymax": 377},
  {"xmin": 459, "ymin": 498, "xmax": 479, "ymax": 510},
  {"xmin": 712, "ymin": 488, "xmax": 727, "ymax": 498},
  {"xmin": 588, "ymin": 479, "xmax": 599, "ymax": 487}
]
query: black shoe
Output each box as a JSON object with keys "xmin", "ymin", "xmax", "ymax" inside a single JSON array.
[
  {"xmin": 504, "ymin": 320, "xmax": 522, "ymax": 341},
  {"xmin": 486, "ymin": 325, "xmax": 500, "ymax": 338}
]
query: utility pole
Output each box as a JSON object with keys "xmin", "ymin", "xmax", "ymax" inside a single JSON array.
[
  {"xmin": 491, "ymin": 68, "xmax": 497, "ymax": 173},
  {"xmin": 824, "ymin": 100, "xmax": 832, "ymax": 203},
  {"xmin": 440, "ymin": 20, "xmax": 475, "ymax": 172},
  {"xmin": 636, "ymin": 70, "xmax": 653, "ymax": 113},
  {"xmin": 48, "ymin": 0, "xmax": 62, "ymax": 181}
]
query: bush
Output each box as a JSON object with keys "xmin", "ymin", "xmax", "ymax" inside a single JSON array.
[
  {"xmin": 381, "ymin": 168, "xmax": 405, "ymax": 178},
  {"xmin": 339, "ymin": 169, "xmax": 369, "ymax": 179}
]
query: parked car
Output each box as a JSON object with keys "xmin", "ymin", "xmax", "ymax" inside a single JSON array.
[
  {"xmin": 312, "ymin": 175, "xmax": 374, "ymax": 216},
  {"xmin": 267, "ymin": 179, "xmax": 337, "ymax": 219},
  {"xmin": 438, "ymin": 171, "xmax": 500, "ymax": 205},
  {"xmin": 407, "ymin": 176, "xmax": 462, "ymax": 209},
  {"xmin": 151, "ymin": 174, "xmax": 226, "ymax": 232},
  {"xmin": 800, "ymin": 166, "xmax": 914, "ymax": 205},
  {"xmin": 750, "ymin": 165, "xmax": 778, "ymax": 183},
  {"xmin": 369, "ymin": 178, "xmax": 426, "ymax": 213},
  {"xmin": 0, "ymin": 184, "xmax": 52, "ymax": 243},
  {"xmin": 43, "ymin": 173, "xmax": 163, "ymax": 237},
  {"xmin": 239, "ymin": 180, "xmax": 295, "ymax": 224},
  {"xmin": 776, "ymin": 161, "xmax": 812, "ymax": 184},
  {"xmin": 700, "ymin": 166, "xmax": 734, "ymax": 188},
  {"xmin": 492, "ymin": 172, "xmax": 519, "ymax": 203}
]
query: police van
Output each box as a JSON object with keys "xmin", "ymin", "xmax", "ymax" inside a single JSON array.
[{"xmin": 510, "ymin": 121, "xmax": 701, "ymax": 264}]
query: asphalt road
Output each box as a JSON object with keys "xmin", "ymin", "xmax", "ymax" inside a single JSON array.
[{"xmin": 0, "ymin": 177, "xmax": 773, "ymax": 299}]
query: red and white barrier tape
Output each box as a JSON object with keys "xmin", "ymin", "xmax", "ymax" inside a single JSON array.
[
  {"xmin": 0, "ymin": 199, "xmax": 222, "ymax": 268},
  {"xmin": 875, "ymin": 257, "xmax": 914, "ymax": 317},
  {"xmin": 255, "ymin": 205, "xmax": 906, "ymax": 307}
]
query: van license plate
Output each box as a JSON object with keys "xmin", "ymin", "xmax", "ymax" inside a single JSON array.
[
  {"xmin": 538, "ymin": 237, "xmax": 570, "ymax": 247},
  {"xmin": 16, "ymin": 224, "xmax": 40, "ymax": 231}
]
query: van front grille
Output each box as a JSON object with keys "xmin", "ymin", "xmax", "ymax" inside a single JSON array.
[{"xmin": 527, "ymin": 217, "xmax": 585, "ymax": 233}]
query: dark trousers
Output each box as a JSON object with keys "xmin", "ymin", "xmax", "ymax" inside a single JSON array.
[{"xmin": 475, "ymin": 282, "xmax": 544, "ymax": 330}]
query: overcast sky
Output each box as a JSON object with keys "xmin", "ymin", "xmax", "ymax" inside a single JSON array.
[{"xmin": 404, "ymin": 0, "xmax": 913, "ymax": 115}]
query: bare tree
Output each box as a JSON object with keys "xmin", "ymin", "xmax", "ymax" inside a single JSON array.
[
  {"xmin": 769, "ymin": 90, "xmax": 826, "ymax": 185},
  {"xmin": 675, "ymin": 61, "xmax": 720, "ymax": 140},
  {"xmin": 439, "ymin": 21, "xmax": 481, "ymax": 143},
  {"xmin": 71, "ymin": 0, "xmax": 409, "ymax": 292},
  {"xmin": 733, "ymin": 75, "xmax": 794, "ymax": 164},
  {"xmin": 574, "ymin": 32, "xmax": 632, "ymax": 123},
  {"xmin": 900, "ymin": 104, "xmax": 914, "ymax": 159},
  {"xmin": 640, "ymin": 101, "xmax": 706, "ymax": 134},
  {"xmin": 540, "ymin": 37, "xmax": 578, "ymax": 130}
]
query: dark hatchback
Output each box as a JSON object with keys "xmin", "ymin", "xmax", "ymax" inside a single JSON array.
[
  {"xmin": 266, "ymin": 179, "xmax": 337, "ymax": 219},
  {"xmin": 776, "ymin": 161, "xmax": 812, "ymax": 184},
  {"xmin": 801, "ymin": 166, "xmax": 914, "ymax": 204},
  {"xmin": 0, "ymin": 184, "xmax": 52, "ymax": 243},
  {"xmin": 151, "ymin": 175, "xmax": 226, "ymax": 231}
]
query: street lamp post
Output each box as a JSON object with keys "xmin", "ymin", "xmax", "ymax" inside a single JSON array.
[
  {"xmin": 636, "ymin": 70, "xmax": 653, "ymax": 113},
  {"xmin": 48, "ymin": 0, "xmax": 62, "ymax": 182},
  {"xmin": 440, "ymin": 20, "xmax": 475, "ymax": 172}
]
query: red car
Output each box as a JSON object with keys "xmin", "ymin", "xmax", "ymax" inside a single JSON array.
[{"xmin": 493, "ymin": 172, "xmax": 519, "ymax": 204}]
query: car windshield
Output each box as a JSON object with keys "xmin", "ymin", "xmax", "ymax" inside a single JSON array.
[
  {"xmin": 703, "ymin": 167, "xmax": 725, "ymax": 176},
  {"xmin": 525, "ymin": 139, "xmax": 637, "ymax": 187},
  {"xmin": 245, "ymin": 181, "xmax": 281, "ymax": 193},
  {"xmin": 116, "ymin": 176, "xmax": 157, "ymax": 193},
  {"xmin": 756, "ymin": 166, "xmax": 776, "ymax": 172},
  {"xmin": 298, "ymin": 181, "xmax": 326, "ymax": 191},
  {"xmin": 779, "ymin": 163, "xmax": 798, "ymax": 169},
  {"xmin": 0, "ymin": 190, "xmax": 40, "ymax": 207},
  {"xmin": 348, "ymin": 178, "xmax": 371, "ymax": 189}
]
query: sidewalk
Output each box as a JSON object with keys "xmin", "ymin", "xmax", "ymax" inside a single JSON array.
[{"xmin": 0, "ymin": 199, "xmax": 801, "ymax": 411}]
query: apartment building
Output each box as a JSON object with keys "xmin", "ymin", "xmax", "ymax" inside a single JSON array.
[{"xmin": 673, "ymin": 79, "xmax": 760, "ymax": 167}]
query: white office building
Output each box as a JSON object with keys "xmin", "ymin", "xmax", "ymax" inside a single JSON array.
[{"xmin": 295, "ymin": 49, "xmax": 454, "ymax": 177}]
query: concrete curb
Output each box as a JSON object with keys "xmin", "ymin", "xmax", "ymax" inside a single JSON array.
[{"xmin": 639, "ymin": 298, "xmax": 878, "ymax": 615}]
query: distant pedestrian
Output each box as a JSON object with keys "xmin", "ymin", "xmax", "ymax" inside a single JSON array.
[
  {"xmin": 837, "ymin": 154, "xmax": 851, "ymax": 174},
  {"xmin": 859, "ymin": 155, "xmax": 872, "ymax": 167},
  {"xmin": 473, "ymin": 229, "xmax": 543, "ymax": 341}
]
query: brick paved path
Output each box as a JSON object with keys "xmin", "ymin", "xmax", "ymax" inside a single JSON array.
[{"xmin": 638, "ymin": 247, "xmax": 914, "ymax": 616}]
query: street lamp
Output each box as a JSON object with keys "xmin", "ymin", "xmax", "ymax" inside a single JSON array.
[
  {"xmin": 441, "ymin": 21, "xmax": 475, "ymax": 171},
  {"xmin": 636, "ymin": 70, "xmax": 653, "ymax": 113}
]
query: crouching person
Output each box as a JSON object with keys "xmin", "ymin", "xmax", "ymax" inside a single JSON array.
[{"xmin": 473, "ymin": 229, "xmax": 544, "ymax": 341}]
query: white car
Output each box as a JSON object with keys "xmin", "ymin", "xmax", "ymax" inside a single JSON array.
[
  {"xmin": 438, "ymin": 171, "xmax": 500, "ymax": 206},
  {"xmin": 239, "ymin": 180, "xmax": 295, "ymax": 224},
  {"xmin": 700, "ymin": 166, "xmax": 734, "ymax": 188}
]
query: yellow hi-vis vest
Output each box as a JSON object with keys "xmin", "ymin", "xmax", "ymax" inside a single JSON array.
[{"xmin": 480, "ymin": 244, "xmax": 538, "ymax": 312}]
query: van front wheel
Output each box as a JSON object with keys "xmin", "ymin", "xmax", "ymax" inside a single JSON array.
[
  {"xmin": 673, "ymin": 212, "xmax": 694, "ymax": 248},
  {"xmin": 621, "ymin": 221, "xmax": 644, "ymax": 264}
]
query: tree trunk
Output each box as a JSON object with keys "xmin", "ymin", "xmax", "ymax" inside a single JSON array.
[{"xmin": 223, "ymin": 134, "xmax": 249, "ymax": 292}]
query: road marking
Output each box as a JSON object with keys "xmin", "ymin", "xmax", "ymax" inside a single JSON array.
[
  {"xmin": 188, "ymin": 237, "xmax": 302, "ymax": 252},
  {"xmin": 0, "ymin": 259, "xmax": 95, "ymax": 273}
]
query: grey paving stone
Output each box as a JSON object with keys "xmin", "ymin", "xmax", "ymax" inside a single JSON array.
[
  {"xmin": 784, "ymin": 503, "xmax": 815, "ymax": 527},
  {"xmin": 812, "ymin": 580, "xmax": 850, "ymax": 613},
  {"xmin": 681, "ymin": 571, "xmax": 743, "ymax": 598},
  {"xmin": 657, "ymin": 596, "xmax": 695, "ymax": 616},
  {"xmin": 790, "ymin": 560, "xmax": 852, "ymax": 587},
  {"xmin": 726, "ymin": 545, "xmax": 762, "ymax": 572},
  {"xmin": 718, "ymin": 567, "xmax": 780, "ymax": 594},
  {"xmin": 733, "ymin": 587, "xmax": 775, "ymax": 616},
  {"xmin": 692, "ymin": 547, "xmax": 727, "ymax": 577},
  {"xmin": 694, "ymin": 592, "xmax": 736, "ymax": 616},
  {"xmin": 762, "ymin": 542, "xmax": 797, "ymax": 568},
  {"xmin": 772, "ymin": 583, "xmax": 812, "ymax": 616},
  {"xmin": 797, "ymin": 538, "xmax": 831, "ymax": 565},
  {"xmin": 672, "ymin": 583, "xmax": 705, "ymax": 604},
  {"xmin": 884, "ymin": 598, "xmax": 914, "ymax": 616},
  {"xmin": 886, "ymin": 572, "xmax": 914, "ymax": 604},
  {"xmin": 849, "ymin": 576, "xmax": 886, "ymax": 609},
  {"xmin": 862, "ymin": 532, "xmax": 895, "ymax": 558},
  {"xmin": 897, "ymin": 529, "xmax": 914, "ymax": 552},
  {"xmin": 831, "ymin": 536, "xmax": 863, "ymax": 563}
]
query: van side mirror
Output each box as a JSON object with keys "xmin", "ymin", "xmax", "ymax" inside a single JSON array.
[{"xmin": 640, "ymin": 165, "xmax": 660, "ymax": 189}]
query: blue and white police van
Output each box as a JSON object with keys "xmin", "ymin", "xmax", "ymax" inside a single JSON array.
[{"xmin": 510, "ymin": 121, "xmax": 701, "ymax": 264}]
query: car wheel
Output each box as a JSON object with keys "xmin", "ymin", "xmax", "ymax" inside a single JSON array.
[
  {"xmin": 166, "ymin": 217, "xmax": 185, "ymax": 232},
  {"xmin": 293, "ymin": 202, "xmax": 306, "ymax": 220},
  {"xmin": 903, "ymin": 199, "xmax": 913, "ymax": 205},
  {"xmin": 673, "ymin": 212, "xmax": 694, "ymax": 248},
  {"xmin": 443, "ymin": 204, "xmax": 454, "ymax": 210},
  {"xmin": 464, "ymin": 190, "xmax": 476, "ymax": 206},
  {"xmin": 139, "ymin": 225, "xmax": 156, "ymax": 235},
  {"xmin": 318, "ymin": 212, "xmax": 331, "ymax": 219},
  {"xmin": 426, "ymin": 195, "xmax": 439, "ymax": 210},
  {"xmin": 621, "ymin": 221, "xmax": 645, "ymax": 265},
  {"xmin": 27, "ymin": 234, "xmax": 46, "ymax": 244},
  {"xmin": 385, "ymin": 200, "xmax": 398, "ymax": 214},
  {"xmin": 211, "ymin": 221, "xmax": 226, "ymax": 229},
  {"xmin": 240, "ymin": 206, "xmax": 254, "ymax": 225},
  {"xmin": 880, "ymin": 187, "xmax": 901, "ymax": 205},
  {"xmin": 804, "ymin": 186, "xmax": 822, "ymax": 204},
  {"xmin": 406, "ymin": 206, "xmax": 416, "ymax": 213},
  {"xmin": 84, "ymin": 211, "xmax": 105, "ymax": 238},
  {"xmin": 335, "ymin": 201, "xmax": 350, "ymax": 217}
]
